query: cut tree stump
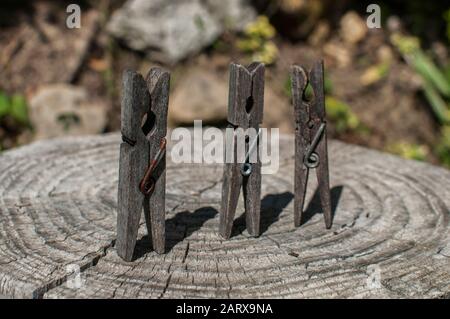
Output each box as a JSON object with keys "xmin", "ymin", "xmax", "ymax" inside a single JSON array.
[{"xmin": 0, "ymin": 133, "xmax": 449, "ymax": 298}]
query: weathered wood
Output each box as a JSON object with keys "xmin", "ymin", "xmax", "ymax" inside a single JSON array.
[
  {"xmin": 309, "ymin": 61, "xmax": 332, "ymax": 229},
  {"xmin": 220, "ymin": 62, "xmax": 265, "ymax": 239},
  {"xmin": 291, "ymin": 61, "xmax": 332, "ymax": 229},
  {"xmin": 117, "ymin": 67, "xmax": 169, "ymax": 261},
  {"xmin": 220, "ymin": 130, "xmax": 243, "ymax": 238},
  {"xmin": 117, "ymin": 69, "xmax": 150, "ymax": 261},
  {"xmin": 145, "ymin": 68, "xmax": 170, "ymax": 254},
  {"xmin": 244, "ymin": 62, "xmax": 265, "ymax": 236},
  {"xmin": 0, "ymin": 133, "xmax": 449, "ymax": 298},
  {"xmin": 291, "ymin": 65, "xmax": 309, "ymax": 227}
]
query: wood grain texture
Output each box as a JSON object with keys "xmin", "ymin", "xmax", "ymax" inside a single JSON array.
[
  {"xmin": 145, "ymin": 68, "xmax": 170, "ymax": 254},
  {"xmin": 291, "ymin": 65, "xmax": 309, "ymax": 228},
  {"xmin": 291, "ymin": 62, "xmax": 332, "ymax": 229},
  {"xmin": 0, "ymin": 133, "xmax": 449, "ymax": 298},
  {"xmin": 117, "ymin": 68, "xmax": 170, "ymax": 260},
  {"xmin": 220, "ymin": 62, "xmax": 264, "ymax": 239},
  {"xmin": 220, "ymin": 131, "xmax": 243, "ymax": 238},
  {"xmin": 117, "ymin": 69, "xmax": 149, "ymax": 261},
  {"xmin": 308, "ymin": 61, "xmax": 332, "ymax": 229}
]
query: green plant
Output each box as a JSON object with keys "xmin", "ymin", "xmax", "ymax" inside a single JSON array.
[
  {"xmin": 0, "ymin": 90, "xmax": 30, "ymax": 152},
  {"xmin": 284, "ymin": 76, "xmax": 362, "ymax": 135},
  {"xmin": 436, "ymin": 125, "xmax": 450, "ymax": 167},
  {"xmin": 57, "ymin": 113, "xmax": 81, "ymax": 131},
  {"xmin": 386, "ymin": 142, "xmax": 429, "ymax": 161},
  {"xmin": 212, "ymin": 38, "xmax": 229, "ymax": 52},
  {"xmin": 237, "ymin": 16, "xmax": 278, "ymax": 65},
  {"xmin": 283, "ymin": 73, "xmax": 333, "ymax": 99},
  {"xmin": 360, "ymin": 61, "xmax": 391, "ymax": 86},
  {"xmin": 391, "ymin": 33, "xmax": 450, "ymax": 124},
  {"xmin": 391, "ymin": 33, "xmax": 450, "ymax": 167},
  {"xmin": 325, "ymin": 96, "xmax": 362, "ymax": 134},
  {"xmin": 0, "ymin": 91, "xmax": 29, "ymax": 125}
]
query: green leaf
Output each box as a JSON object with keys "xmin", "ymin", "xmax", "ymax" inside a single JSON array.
[
  {"xmin": 57, "ymin": 112, "xmax": 80, "ymax": 131},
  {"xmin": 10, "ymin": 94, "xmax": 29, "ymax": 124},
  {"xmin": 304, "ymin": 83, "xmax": 313, "ymax": 101},
  {"xmin": 283, "ymin": 77, "xmax": 292, "ymax": 99},
  {"xmin": 421, "ymin": 77, "xmax": 450, "ymax": 124},
  {"xmin": 413, "ymin": 51, "xmax": 450, "ymax": 98},
  {"xmin": 0, "ymin": 92, "xmax": 10, "ymax": 118},
  {"xmin": 387, "ymin": 142, "xmax": 428, "ymax": 161},
  {"xmin": 325, "ymin": 96, "xmax": 361, "ymax": 133},
  {"xmin": 444, "ymin": 63, "xmax": 450, "ymax": 83},
  {"xmin": 436, "ymin": 125, "xmax": 450, "ymax": 167},
  {"xmin": 324, "ymin": 75, "xmax": 333, "ymax": 95}
]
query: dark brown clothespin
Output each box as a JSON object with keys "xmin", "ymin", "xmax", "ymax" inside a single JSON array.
[
  {"xmin": 117, "ymin": 67, "xmax": 170, "ymax": 260},
  {"xmin": 290, "ymin": 60, "xmax": 332, "ymax": 228},
  {"xmin": 220, "ymin": 62, "xmax": 265, "ymax": 239}
]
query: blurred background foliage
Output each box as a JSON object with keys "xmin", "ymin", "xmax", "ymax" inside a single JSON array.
[
  {"xmin": 0, "ymin": 0, "xmax": 449, "ymax": 168},
  {"xmin": 237, "ymin": 16, "xmax": 279, "ymax": 65}
]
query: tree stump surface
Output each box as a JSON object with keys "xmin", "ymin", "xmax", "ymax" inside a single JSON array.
[{"xmin": 0, "ymin": 133, "xmax": 449, "ymax": 299}]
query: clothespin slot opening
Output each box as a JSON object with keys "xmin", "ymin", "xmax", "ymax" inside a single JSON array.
[
  {"xmin": 141, "ymin": 110, "xmax": 157, "ymax": 138},
  {"xmin": 302, "ymin": 82, "xmax": 315, "ymax": 103},
  {"xmin": 245, "ymin": 95, "xmax": 254, "ymax": 114}
]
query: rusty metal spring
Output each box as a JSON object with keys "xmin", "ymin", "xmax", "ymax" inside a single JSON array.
[
  {"xmin": 139, "ymin": 138, "xmax": 166, "ymax": 195},
  {"xmin": 304, "ymin": 122, "xmax": 325, "ymax": 169}
]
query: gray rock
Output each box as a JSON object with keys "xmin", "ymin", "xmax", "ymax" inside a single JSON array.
[
  {"xmin": 107, "ymin": 0, "xmax": 256, "ymax": 63},
  {"xmin": 29, "ymin": 84, "xmax": 108, "ymax": 140},
  {"xmin": 169, "ymin": 69, "xmax": 228, "ymax": 124},
  {"xmin": 207, "ymin": 0, "xmax": 257, "ymax": 31},
  {"xmin": 168, "ymin": 68, "xmax": 294, "ymax": 132}
]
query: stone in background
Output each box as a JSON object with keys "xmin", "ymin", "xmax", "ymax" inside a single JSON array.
[
  {"xmin": 29, "ymin": 84, "xmax": 107, "ymax": 140},
  {"xmin": 169, "ymin": 69, "xmax": 228, "ymax": 125},
  {"xmin": 107, "ymin": 0, "xmax": 256, "ymax": 63}
]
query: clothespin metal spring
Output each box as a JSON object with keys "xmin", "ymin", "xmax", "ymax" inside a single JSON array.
[
  {"xmin": 240, "ymin": 129, "xmax": 262, "ymax": 176},
  {"xmin": 139, "ymin": 137, "xmax": 167, "ymax": 195},
  {"xmin": 304, "ymin": 122, "xmax": 326, "ymax": 169}
]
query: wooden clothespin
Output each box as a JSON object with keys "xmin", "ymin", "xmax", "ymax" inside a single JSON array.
[
  {"xmin": 290, "ymin": 60, "xmax": 332, "ymax": 229},
  {"xmin": 117, "ymin": 67, "xmax": 170, "ymax": 260},
  {"xmin": 220, "ymin": 62, "xmax": 265, "ymax": 239}
]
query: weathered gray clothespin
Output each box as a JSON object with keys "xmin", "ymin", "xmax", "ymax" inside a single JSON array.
[
  {"xmin": 290, "ymin": 60, "xmax": 332, "ymax": 229},
  {"xmin": 220, "ymin": 62, "xmax": 265, "ymax": 239},
  {"xmin": 117, "ymin": 67, "xmax": 170, "ymax": 260}
]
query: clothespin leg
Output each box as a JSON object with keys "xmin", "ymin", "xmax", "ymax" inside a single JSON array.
[
  {"xmin": 290, "ymin": 65, "xmax": 310, "ymax": 227},
  {"xmin": 314, "ymin": 130, "xmax": 332, "ymax": 228},
  {"xmin": 145, "ymin": 154, "xmax": 166, "ymax": 253},
  {"xmin": 117, "ymin": 143, "xmax": 148, "ymax": 261},
  {"xmin": 220, "ymin": 132, "xmax": 242, "ymax": 239},
  {"xmin": 309, "ymin": 60, "xmax": 332, "ymax": 229},
  {"xmin": 243, "ymin": 152, "xmax": 261, "ymax": 237},
  {"xmin": 117, "ymin": 70, "xmax": 150, "ymax": 261},
  {"xmin": 142, "ymin": 67, "xmax": 170, "ymax": 254},
  {"xmin": 293, "ymin": 139, "xmax": 309, "ymax": 227}
]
